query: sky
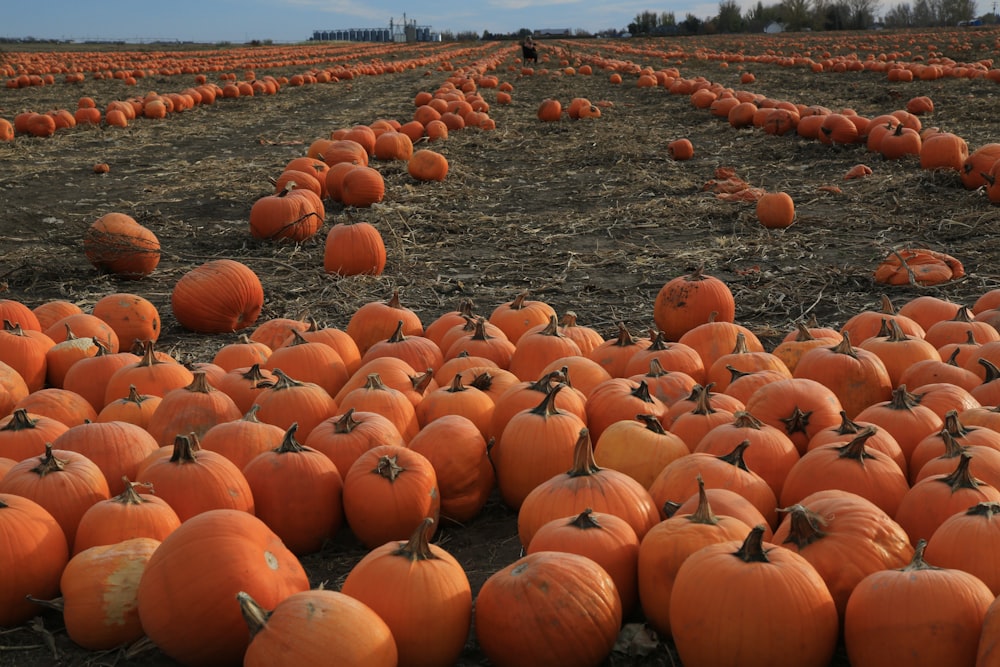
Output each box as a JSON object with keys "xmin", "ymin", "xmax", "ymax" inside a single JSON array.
[{"xmin": 4, "ymin": 0, "xmax": 727, "ymax": 44}]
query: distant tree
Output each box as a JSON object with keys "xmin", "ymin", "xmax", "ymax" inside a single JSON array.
[
  {"xmin": 660, "ymin": 11, "xmax": 678, "ymax": 26},
  {"xmin": 717, "ymin": 0, "xmax": 746, "ymax": 30},
  {"xmin": 939, "ymin": 0, "xmax": 977, "ymax": 24},
  {"xmin": 912, "ymin": 0, "xmax": 936, "ymax": 23},
  {"xmin": 455, "ymin": 30, "xmax": 479, "ymax": 41},
  {"xmin": 883, "ymin": 2, "xmax": 915, "ymax": 25},
  {"xmin": 846, "ymin": 0, "xmax": 878, "ymax": 26},
  {"xmin": 574, "ymin": 27, "xmax": 593, "ymax": 36},
  {"xmin": 680, "ymin": 12, "xmax": 704, "ymax": 32},
  {"xmin": 780, "ymin": 0, "xmax": 814, "ymax": 28},
  {"xmin": 628, "ymin": 10, "xmax": 659, "ymax": 34}
]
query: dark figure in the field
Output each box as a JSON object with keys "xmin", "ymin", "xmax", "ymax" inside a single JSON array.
[{"xmin": 521, "ymin": 36, "xmax": 538, "ymax": 64}]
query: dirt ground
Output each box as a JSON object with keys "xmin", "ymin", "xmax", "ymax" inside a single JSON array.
[{"xmin": 1, "ymin": 31, "xmax": 999, "ymax": 665}]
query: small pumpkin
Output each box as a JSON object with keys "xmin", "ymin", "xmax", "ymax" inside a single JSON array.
[{"xmin": 83, "ymin": 213, "xmax": 160, "ymax": 279}]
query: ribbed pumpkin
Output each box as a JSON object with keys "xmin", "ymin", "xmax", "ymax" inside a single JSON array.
[
  {"xmin": 171, "ymin": 259, "xmax": 264, "ymax": 334},
  {"xmin": 239, "ymin": 589, "xmax": 397, "ymax": 667},
  {"xmin": 304, "ymin": 408, "xmax": 404, "ymax": 480},
  {"xmin": 248, "ymin": 183, "xmax": 324, "ymax": 242},
  {"xmin": 517, "ymin": 428, "xmax": 659, "ymax": 547},
  {"xmin": 137, "ymin": 510, "xmax": 310, "ymax": 667},
  {"xmin": 145, "ymin": 371, "xmax": 243, "ymax": 447},
  {"xmin": 73, "ymin": 480, "xmax": 181, "ymax": 554},
  {"xmin": 638, "ymin": 477, "xmax": 753, "ymax": 636},
  {"xmin": 925, "ymin": 502, "xmax": 1000, "ymax": 595},
  {"xmin": 491, "ymin": 383, "xmax": 588, "ymax": 510},
  {"xmin": 341, "ymin": 444, "xmax": 440, "ymax": 549},
  {"xmin": 83, "ymin": 212, "xmax": 160, "ymax": 279},
  {"xmin": 341, "ymin": 517, "xmax": 471, "ymax": 667},
  {"xmin": 92, "ymin": 292, "xmax": 161, "ymax": 347},
  {"xmin": 323, "ymin": 220, "xmax": 387, "ymax": 276},
  {"xmin": 0, "ymin": 408, "xmax": 70, "ymax": 462},
  {"xmin": 670, "ymin": 526, "xmax": 839, "ymax": 667},
  {"xmin": 13, "ymin": 388, "xmax": 97, "ymax": 428},
  {"xmin": 136, "ymin": 434, "xmax": 254, "ymax": 522},
  {"xmin": 0, "ymin": 493, "xmax": 69, "ymax": 627},
  {"xmin": 475, "ymin": 550, "xmax": 622, "ymax": 667},
  {"xmin": 242, "ymin": 424, "xmax": 344, "ymax": 555},
  {"xmin": 51, "ymin": 420, "xmax": 159, "ymax": 496},
  {"xmin": 340, "ymin": 166, "xmax": 385, "ymax": 207},
  {"xmin": 653, "ymin": 268, "xmax": 736, "ymax": 342},
  {"xmin": 528, "ymin": 509, "xmax": 640, "ymax": 614},
  {"xmin": 772, "ymin": 490, "xmax": 913, "ymax": 619},
  {"xmin": 254, "ymin": 369, "xmax": 338, "ymax": 441},
  {"xmin": 844, "ymin": 540, "xmax": 993, "ymax": 667},
  {"xmin": 408, "ymin": 149, "xmax": 449, "ymax": 181},
  {"xmin": 0, "ymin": 444, "xmax": 111, "ymax": 549},
  {"xmin": 0, "ymin": 321, "xmax": 53, "ymax": 392},
  {"xmin": 594, "ymin": 414, "xmax": 688, "ymax": 489},
  {"xmin": 346, "ymin": 289, "xmax": 424, "ymax": 355}
]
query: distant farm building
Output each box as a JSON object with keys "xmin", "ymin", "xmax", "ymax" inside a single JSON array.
[
  {"xmin": 763, "ymin": 22, "xmax": 785, "ymax": 33},
  {"xmin": 312, "ymin": 14, "xmax": 438, "ymax": 42}
]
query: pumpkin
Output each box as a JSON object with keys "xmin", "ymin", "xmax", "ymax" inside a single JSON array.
[
  {"xmin": 920, "ymin": 131, "xmax": 969, "ymax": 171},
  {"xmin": 372, "ymin": 130, "xmax": 413, "ymax": 161},
  {"xmin": 874, "ymin": 248, "xmax": 965, "ymax": 286},
  {"xmin": 537, "ymin": 98, "xmax": 562, "ymax": 122},
  {"xmin": 13, "ymin": 388, "xmax": 96, "ymax": 428},
  {"xmin": 756, "ymin": 191, "xmax": 795, "ymax": 229},
  {"xmin": 408, "ymin": 149, "xmax": 449, "ymax": 181},
  {"xmin": 346, "ymin": 289, "xmax": 424, "ymax": 355},
  {"xmin": 528, "ymin": 509, "xmax": 640, "ymax": 614},
  {"xmin": 594, "ymin": 414, "xmax": 688, "ymax": 489},
  {"xmin": 0, "ymin": 444, "xmax": 111, "ymax": 549},
  {"xmin": 637, "ymin": 477, "xmax": 753, "ymax": 636},
  {"xmin": 145, "ymin": 371, "xmax": 243, "ymax": 447},
  {"xmin": 137, "ymin": 509, "xmax": 310, "ymax": 667},
  {"xmin": 242, "ymin": 424, "xmax": 344, "ymax": 555},
  {"xmin": 492, "ymin": 383, "xmax": 588, "ymax": 510},
  {"xmin": 772, "ymin": 490, "xmax": 913, "ymax": 619},
  {"xmin": 792, "ymin": 332, "xmax": 892, "ymax": 419},
  {"xmin": 51, "ymin": 420, "xmax": 159, "ymax": 496},
  {"xmin": 239, "ymin": 589, "xmax": 397, "ymax": 667},
  {"xmin": 0, "ymin": 408, "xmax": 70, "ymax": 462},
  {"xmin": 475, "ymin": 550, "xmax": 622, "ymax": 667},
  {"xmin": 59, "ymin": 537, "xmax": 160, "ymax": 649},
  {"xmin": 171, "ymin": 259, "xmax": 264, "ymax": 334},
  {"xmin": 925, "ymin": 502, "xmax": 1000, "ymax": 595},
  {"xmin": 340, "ymin": 166, "xmax": 385, "ymax": 207},
  {"xmin": 136, "ymin": 434, "xmax": 254, "ymax": 522},
  {"xmin": 844, "ymin": 540, "xmax": 993, "ymax": 667},
  {"xmin": 668, "ymin": 138, "xmax": 694, "ymax": 160},
  {"xmin": 489, "ymin": 291, "xmax": 557, "ymax": 344},
  {"xmin": 341, "ymin": 517, "xmax": 471, "ymax": 667},
  {"xmin": 341, "ymin": 444, "xmax": 440, "ymax": 548},
  {"xmin": 653, "ymin": 268, "xmax": 736, "ymax": 342},
  {"xmin": 518, "ymin": 427, "xmax": 659, "ymax": 547},
  {"xmin": 73, "ymin": 480, "xmax": 181, "ymax": 554},
  {"xmin": 669, "ymin": 526, "xmax": 839, "ymax": 667},
  {"xmin": 248, "ymin": 183, "xmax": 324, "ymax": 242},
  {"xmin": 83, "ymin": 213, "xmax": 160, "ymax": 279},
  {"xmin": 0, "ymin": 298, "xmax": 42, "ymax": 331},
  {"xmin": 0, "ymin": 493, "xmax": 69, "ymax": 627},
  {"xmin": 103, "ymin": 341, "xmax": 194, "ymax": 406},
  {"xmin": 92, "ymin": 292, "xmax": 161, "ymax": 347},
  {"xmin": 0, "ymin": 321, "xmax": 53, "ymax": 392},
  {"xmin": 323, "ymin": 220, "xmax": 386, "ymax": 276}
]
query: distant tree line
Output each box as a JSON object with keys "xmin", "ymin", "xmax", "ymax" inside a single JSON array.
[{"xmin": 627, "ymin": 0, "xmax": 994, "ymax": 34}]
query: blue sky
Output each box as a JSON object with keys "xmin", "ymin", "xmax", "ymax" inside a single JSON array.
[{"xmin": 5, "ymin": 0, "xmax": 726, "ymax": 43}]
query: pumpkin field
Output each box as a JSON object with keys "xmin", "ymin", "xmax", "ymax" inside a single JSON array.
[{"xmin": 3, "ymin": 27, "xmax": 1000, "ymax": 666}]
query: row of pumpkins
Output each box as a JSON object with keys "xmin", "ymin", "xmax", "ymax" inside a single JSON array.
[{"xmin": 6, "ymin": 266, "xmax": 1000, "ymax": 665}]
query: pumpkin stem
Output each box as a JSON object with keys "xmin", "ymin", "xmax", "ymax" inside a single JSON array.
[
  {"xmin": 239, "ymin": 364, "xmax": 275, "ymax": 390},
  {"xmin": 778, "ymin": 504, "xmax": 828, "ymax": 548},
  {"xmin": 123, "ymin": 384, "xmax": 153, "ymax": 406},
  {"xmin": 332, "ymin": 407, "xmax": 360, "ymax": 433},
  {"xmin": 831, "ymin": 330, "xmax": 859, "ymax": 359},
  {"xmin": 780, "ymin": 406, "xmax": 814, "ymax": 438},
  {"xmin": 373, "ymin": 454, "xmax": 404, "ymax": 481},
  {"xmin": 630, "ymin": 380, "xmax": 656, "ymax": 405},
  {"xmin": 831, "ymin": 410, "xmax": 864, "ymax": 435},
  {"xmin": 529, "ymin": 382, "xmax": 567, "ymax": 418},
  {"xmin": 728, "ymin": 331, "xmax": 750, "ymax": 354},
  {"xmin": 386, "ymin": 320, "xmax": 407, "ymax": 344},
  {"xmin": 886, "ymin": 384, "xmax": 920, "ymax": 411},
  {"xmin": 410, "ymin": 369, "xmax": 435, "ymax": 396},
  {"xmin": 691, "ymin": 383, "xmax": 720, "ymax": 416},
  {"xmin": 836, "ymin": 427, "xmax": 877, "ymax": 462},
  {"xmin": 392, "ymin": 517, "xmax": 438, "ymax": 561},
  {"xmin": 610, "ymin": 322, "xmax": 637, "ymax": 348},
  {"xmin": 963, "ymin": 502, "xmax": 1000, "ymax": 519},
  {"xmin": 942, "ymin": 410, "xmax": 971, "ymax": 439},
  {"xmin": 792, "ymin": 321, "xmax": 818, "ymax": 342},
  {"xmin": 566, "ymin": 508, "xmax": 603, "ymax": 530},
  {"xmin": 686, "ymin": 475, "xmax": 719, "ymax": 525},
  {"xmin": 183, "ymin": 371, "xmax": 214, "ymax": 394},
  {"xmin": 939, "ymin": 452, "xmax": 983, "ymax": 492},
  {"xmin": 362, "ymin": 373, "xmax": 388, "ymax": 391},
  {"xmin": 980, "ymin": 358, "xmax": 1000, "ymax": 384},
  {"xmin": 717, "ymin": 440, "xmax": 752, "ymax": 472},
  {"xmin": 566, "ymin": 428, "xmax": 601, "ymax": 477},
  {"xmin": 237, "ymin": 591, "xmax": 272, "ymax": 639},
  {"xmin": 114, "ymin": 477, "xmax": 156, "ymax": 505},
  {"xmin": 274, "ymin": 423, "xmax": 307, "ymax": 454},
  {"xmin": 1, "ymin": 408, "xmax": 40, "ymax": 432},
  {"xmin": 168, "ymin": 434, "xmax": 200, "ymax": 464},
  {"xmin": 733, "ymin": 525, "xmax": 771, "ymax": 563},
  {"xmin": 901, "ymin": 539, "xmax": 937, "ymax": 572},
  {"xmin": 636, "ymin": 413, "xmax": 668, "ymax": 435},
  {"xmin": 731, "ymin": 410, "xmax": 764, "ymax": 430},
  {"xmin": 30, "ymin": 444, "xmax": 69, "ymax": 477},
  {"xmin": 507, "ymin": 291, "xmax": 530, "ymax": 311}
]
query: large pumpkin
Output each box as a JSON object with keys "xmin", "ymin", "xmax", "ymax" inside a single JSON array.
[
  {"xmin": 171, "ymin": 259, "xmax": 264, "ymax": 333},
  {"xmin": 653, "ymin": 268, "xmax": 736, "ymax": 341},
  {"xmin": 83, "ymin": 213, "xmax": 160, "ymax": 279},
  {"xmin": 137, "ymin": 509, "xmax": 310, "ymax": 667},
  {"xmin": 475, "ymin": 550, "xmax": 622, "ymax": 667}
]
